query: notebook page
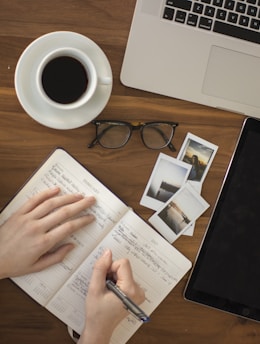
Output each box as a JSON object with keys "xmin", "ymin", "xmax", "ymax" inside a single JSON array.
[
  {"xmin": 46, "ymin": 210, "xmax": 192, "ymax": 342},
  {"xmin": 1, "ymin": 148, "xmax": 128, "ymax": 305}
]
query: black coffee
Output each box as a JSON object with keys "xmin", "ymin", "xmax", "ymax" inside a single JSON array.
[{"xmin": 41, "ymin": 56, "xmax": 88, "ymax": 104}]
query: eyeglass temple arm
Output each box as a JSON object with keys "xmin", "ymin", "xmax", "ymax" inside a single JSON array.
[
  {"xmin": 167, "ymin": 142, "xmax": 176, "ymax": 152},
  {"xmin": 88, "ymin": 137, "xmax": 98, "ymax": 148}
]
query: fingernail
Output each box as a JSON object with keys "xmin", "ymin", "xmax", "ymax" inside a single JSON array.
[
  {"xmin": 74, "ymin": 194, "xmax": 84, "ymax": 200},
  {"xmin": 87, "ymin": 214, "xmax": 95, "ymax": 221},
  {"xmin": 87, "ymin": 196, "xmax": 96, "ymax": 202},
  {"xmin": 51, "ymin": 186, "xmax": 60, "ymax": 192},
  {"xmin": 102, "ymin": 249, "xmax": 111, "ymax": 257},
  {"xmin": 84, "ymin": 196, "xmax": 96, "ymax": 205}
]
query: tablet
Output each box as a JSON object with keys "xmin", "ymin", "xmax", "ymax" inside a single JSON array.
[{"xmin": 185, "ymin": 117, "xmax": 260, "ymax": 322}]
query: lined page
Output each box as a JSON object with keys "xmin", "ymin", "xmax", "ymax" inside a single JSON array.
[
  {"xmin": 1, "ymin": 148, "xmax": 128, "ymax": 305},
  {"xmin": 46, "ymin": 210, "xmax": 192, "ymax": 342}
]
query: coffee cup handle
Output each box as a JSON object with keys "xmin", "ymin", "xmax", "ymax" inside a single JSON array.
[{"xmin": 98, "ymin": 76, "xmax": 112, "ymax": 85}]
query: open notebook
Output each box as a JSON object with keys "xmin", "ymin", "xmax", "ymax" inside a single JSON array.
[{"xmin": 0, "ymin": 148, "xmax": 192, "ymax": 344}]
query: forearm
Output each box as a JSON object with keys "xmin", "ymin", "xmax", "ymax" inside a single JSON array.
[
  {"xmin": 80, "ymin": 251, "xmax": 145, "ymax": 344},
  {"xmin": 78, "ymin": 327, "xmax": 113, "ymax": 344}
]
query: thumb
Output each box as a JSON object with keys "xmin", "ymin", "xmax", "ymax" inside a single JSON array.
[{"xmin": 89, "ymin": 249, "xmax": 112, "ymax": 293}]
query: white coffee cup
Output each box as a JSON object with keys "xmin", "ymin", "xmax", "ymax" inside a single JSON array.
[{"xmin": 36, "ymin": 47, "xmax": 112, "ymax": 110}]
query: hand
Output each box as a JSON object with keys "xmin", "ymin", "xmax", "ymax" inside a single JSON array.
[
  {"xmin": 0, "ymin": 187, "xmax": 95, "ymax": 278},
  {"xmin": 79, "ymin": 249, "xmax": 145, "ymax": 344}
]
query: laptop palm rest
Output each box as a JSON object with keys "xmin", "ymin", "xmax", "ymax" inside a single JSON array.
[{"xmin": 202, "ymin": 46, "xmax": 260, "ymax": 108}]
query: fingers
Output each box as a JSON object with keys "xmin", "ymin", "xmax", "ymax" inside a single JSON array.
[
  {"xmin": 88, "ymin": 249, "xmax": 113, "ymax": 295},
  {"xmin": 18, "ymin": 187, "xmax": 61, "ymax": 214},
  {"xmin": 111, "ymin": 258, "xmax": 145, "ymax": 304},
  {"xmin": 30, "ymin": 243, "xmax": 75, "ymax": 272},
  {"xmin": 111, "ymin": 258, "xmax": 134, "ymax": 285},
  {"xmin": 31, "ymin": 193, "xmax": 95, "ymax": 220},
  {"xmin": 31, "ymin": 193, "xmax": 83, "ymax": 218},
  {"xmin": 18, "ymin": 188, "xmax": 96, "ymax": 233},
  {"xmin": 19, "ymin": 189, "xmax": 96, "ymax": 252},
  {"xmin": 46, "ymin": 211, "xmax": 95, "ymax": 245},
  {"xmin": 19, "ymin": 188, "xmax": 95, "ymax": 223},
  {"xmin": 38, "ymin": 195, "xmax": 96, "ymax": 230}
]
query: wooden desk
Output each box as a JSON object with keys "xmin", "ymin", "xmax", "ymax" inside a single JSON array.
[{"xmin": 0, "ymin": 1, "xmax": 257, "ymax": 343}]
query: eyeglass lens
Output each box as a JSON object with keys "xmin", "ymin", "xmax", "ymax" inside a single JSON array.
[
  {"xmin": 97, "ymin": 123, "xmax": 131, "ymax": 148},
  {"xmin": 142, "ymin": 123, "xmax": 174, "ymax": 149}
]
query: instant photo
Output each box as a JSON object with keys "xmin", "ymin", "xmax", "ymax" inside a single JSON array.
[
  {"xmin": 177, "ymin": 133, "xmax": 218, "ymax": 191},
  {"xmin": 149, "ymin": 184, "xmax": 209, "ymax": 243},
  {"xmin": 176, "ymin": 133, "xmax": 218, "ymax": 236},
  {"xmin": 140, "ymin": 153, "xmax": 191, "ymax": 211}
]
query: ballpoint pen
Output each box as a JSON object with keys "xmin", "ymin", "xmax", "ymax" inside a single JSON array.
[{"xmin": 106, "ymin": 279, "xmax": 150, "ymax": 323}]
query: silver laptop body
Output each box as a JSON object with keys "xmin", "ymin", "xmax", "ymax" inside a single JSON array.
[{"xmin": 121, "ymin": 0, "xmax": 260, "ymax": 118}]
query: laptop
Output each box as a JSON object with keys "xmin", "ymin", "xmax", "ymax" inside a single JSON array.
[{"xmin": 121, "ymin": 0, "xmax": 260, "ymax": 118}]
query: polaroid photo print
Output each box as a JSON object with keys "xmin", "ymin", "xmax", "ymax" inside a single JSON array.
[
  {"xmin": 140, "ymin": 153, "xmax": 191, "ymax": 211},
  {"xmin": 184, "ymin": 222, "xmax": 195, "ymax": 237},
  {"xmin": 177, "ymin": 133, "xmax": 218, "ymax": 190},
  {"xmin": 182, "ymin": 181, "xmax": 203, "ymax": 237},
  {"xmin": 149, "ymin": 183, "xmax": 209, "ymax": 243}
]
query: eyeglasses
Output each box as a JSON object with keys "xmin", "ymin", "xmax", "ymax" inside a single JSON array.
[{"xmin": 88, "ymin": 120, "xmax": 178, "ymax": 151}]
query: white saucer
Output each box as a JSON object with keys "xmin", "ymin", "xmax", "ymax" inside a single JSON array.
[{"xmin": 14, "ymin": 31, "xmax": 113, "ymax": 129}]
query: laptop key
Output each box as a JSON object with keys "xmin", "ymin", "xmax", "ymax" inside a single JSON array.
[
  {"xmin": 224, "ymin": 0, "xmax": 235, "ymax": 10},
  {"xmin": 228, "ymin": 12, "xmax": 238, "ymax": 23},
  {"xmin": 205, "ymin": 5, "xmax": 216, "ymax": 16},
  {"xmin": 247, "ymin": 5, "xmax": 258, "ymax": 16},
  {"xmin": 214, "ymin": 20, "xmax": 260, "ymax": 44},
  {"xmin": 239, "ymin": 15, "xmax": 250, "ymax": 26},
  {"xmin": 250, "ymin": 18, "xmax": 260, "ymax": 29},
  {"xmin": 213, "ymin": 0, "xmax": 224, "ymax": 6},
  {"xmin": 199, "ymin": 16, "xmax": 213, "ymax": 29},
  {"xmin": 216, "ymin": 9, "xmax": 227, "ymax": 20},
  {"xmin": 236, "ymin": 2, "xmax": 247, "ymax": 13},
  {"xmin": 175, "ymin": 10, "xmax": 187, "ymax": 23},
  {"xmin": 166, "ymin": 0, "xmax": 192, "ymax": 10},
  {"xmin": 193, "ymin": 2, "xmax": 204, "ymax": 13},
  {"xmin": 187, "ymin": 13, "xmax": 199, "ymax": 26},
  {"xmin": 163, "ymin": 7, "xmax": 175, "ymax": 20}
]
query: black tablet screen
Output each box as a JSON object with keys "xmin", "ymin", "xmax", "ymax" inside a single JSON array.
[{"xmin": 185, "ymin": 117, "xmax": 260, "ymax": 321}]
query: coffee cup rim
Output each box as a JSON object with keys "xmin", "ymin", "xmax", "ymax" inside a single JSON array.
[{"xmin": 36, "ymin": 47, "xmax": 98, "ymax": 110}]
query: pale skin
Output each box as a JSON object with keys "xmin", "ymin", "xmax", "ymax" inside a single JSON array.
[
  {"xmin": 80, "ymin": 249, "xmax": 145, "ymax": 344},
  {"xmin": 0, "ymin": 187, "xmax": 145, "ymax": 343},
  {"xmin": 0, "ymin": 187, "xmax": 96, "ymax": 278}
]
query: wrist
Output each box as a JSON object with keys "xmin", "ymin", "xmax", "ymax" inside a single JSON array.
[
  {"xmin": 78, "ymin": 326, "xmax": 113, "ymax": 344},
  {"xmin": 0, "ymin": 262, "xmax": 9, "ymax": 280}
]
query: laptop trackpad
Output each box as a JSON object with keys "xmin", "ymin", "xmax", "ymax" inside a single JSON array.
[{"xmin": 202, "ymin": 46, "xmax": 260, "ymax": 107}]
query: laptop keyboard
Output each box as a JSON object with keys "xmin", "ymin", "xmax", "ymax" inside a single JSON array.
[{"xmin": 163, "ymin": 0, "xmax": 260, "ymax": 44}]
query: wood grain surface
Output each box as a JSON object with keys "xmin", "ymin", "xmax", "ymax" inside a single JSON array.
[{"xmin": 1, "ymin": 1, "xmax": 256, "ymax": 343}]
